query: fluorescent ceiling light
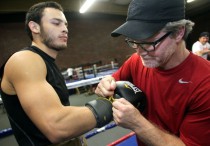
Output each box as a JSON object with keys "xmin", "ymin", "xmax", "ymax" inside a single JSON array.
[
  {"xmin": 187, "ymin": 0, "xmax": 195, "ymax": 3},
  {"xmin": 79, "ymin": 0, "xmax": 96, "ymax": 13}
]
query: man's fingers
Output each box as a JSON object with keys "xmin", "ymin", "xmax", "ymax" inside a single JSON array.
[
  {"xmin": 95, "ymin": 76, "xmax": 116, "ymax": 97},
  {"xmin": 113, "ymin": 98, "xmax": 130, "ymax": 106},
  {"xmin": 110, "ymin": 79, "xmax": 116, "ymax": 90},
  {"xmin": 95, "ymin": 84, "xmax": 114, "ymax": 97}
]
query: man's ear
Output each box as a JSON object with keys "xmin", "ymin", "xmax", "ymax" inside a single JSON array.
[
  {"xmin": 175, "ymin": 26, "xmax": 185, "ymax": 42},
  {"xmin": 28, "ymin": 21, "xmax": 40, "ymax": 33}
]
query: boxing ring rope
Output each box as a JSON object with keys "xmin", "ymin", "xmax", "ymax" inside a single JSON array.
[
  {"xmin": 0, "ymin": 123, "xmax": 117, "ymax": 139},
  {"xmin": 107, "ymin": 132, "xmax": 137, "ymax": 146},
  {"xmin": 66, "ymin": 68, "xmax": 118, "ymax": 90},
  {"xmin": 0, "ymin": 124, "xmax": 138, "ymax": 146},
  {"xmin": 85, "ymin": 123, "xmax": 117, "ymax": 139},
  {"xmin": 66, "ymin": 76, "xmax": 105, "ymax": 90},
  {"xmin": 85, "ymin": 122, "xmax": 138, "ymax": 146},
  {"xmin": 0, "ymin": 128, "xmax": 13, "ymax": 138}
]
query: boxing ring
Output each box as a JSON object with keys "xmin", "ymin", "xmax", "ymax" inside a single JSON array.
[
  {"xmin": 0, "ymin": 123, "xmax": 138, "ymax": 145},
  {"xmin": 107, "ymin": 132, "xmax": 137, "ymax": 146},
  {"xmin": 66, "ymin": 68, "xmax": 118, "ymax": 90}
]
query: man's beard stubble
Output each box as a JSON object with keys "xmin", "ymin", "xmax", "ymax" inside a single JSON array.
[
  {"xmin": 43, "ymin": 37, "xmax": 67, "ymax": 51},
  {"xmin": 40, "ymin": 27, "xmax": 67, "ymax": 51}
]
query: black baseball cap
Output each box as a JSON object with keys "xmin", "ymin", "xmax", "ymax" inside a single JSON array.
[
  {"xmin": 199, "ymin": 32, "xmax": 209, "ymax": 38},
  {"xmin": 111, "ymin": 0, "xmax": 185, "ymax": 40}
]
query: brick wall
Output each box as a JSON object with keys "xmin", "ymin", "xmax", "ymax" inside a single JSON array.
[
  {"xmin": 0, "ymin": 14, "xmax": 135, "ymax": 69},
  {"xmin": 0, "ymin": 12, "xmax": 210, "ymax": 69}
]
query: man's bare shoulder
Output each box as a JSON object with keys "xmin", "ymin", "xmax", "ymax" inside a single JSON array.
[
  {"xmin": 11, "ymin": 50, "xmax": 41, "ymax": 61},
  {"xmin": 4, "ymin": 50, "xmax": 47, "ymax": 81}
]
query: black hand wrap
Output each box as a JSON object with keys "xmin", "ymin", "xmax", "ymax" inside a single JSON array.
[
  {"xmin": 114, "ymin": 81, "xmax": 147, "ymax": 112},
  {"xmin": 85, "ymin": 98, "xmax": 113, "ymax": 128}
]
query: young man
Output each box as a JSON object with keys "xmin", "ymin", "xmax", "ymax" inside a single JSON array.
[
  {"xmin": 192, "ymin": 32, "xmax": 210, "ymax": 59},
  {"xmin": 0, "ymin": 1, "xmax": 112, "ymax": 146},
  {"xmin": 95, "ymin": 0, "xmax": 210, "ymax": 145}
]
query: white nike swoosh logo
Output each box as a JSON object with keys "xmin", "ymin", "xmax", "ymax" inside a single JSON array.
[{"xmin": 179, "ymin": 78, "xmax": 192, "ymax": 84}]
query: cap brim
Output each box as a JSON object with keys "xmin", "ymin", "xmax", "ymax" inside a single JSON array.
[{"xmin": 111, "ymin": 20, "xmax": 166, "ymax": 40}]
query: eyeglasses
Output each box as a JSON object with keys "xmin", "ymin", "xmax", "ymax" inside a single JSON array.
[{"xmin": 125, "ymin": 32, "xmax": 172, "ymax": 52}]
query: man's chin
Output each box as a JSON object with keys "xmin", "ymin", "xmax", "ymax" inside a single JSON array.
[
  {"xmin": 142, "ymin": 61, "xmax": 159, "ymax": 68},
  {"xmin": 52, "ymin": 45, "xmax": 67, "ymax": 51},
  {"xmin": 141, "ymin": 57, "xmax": 159, "ymax": 68}
]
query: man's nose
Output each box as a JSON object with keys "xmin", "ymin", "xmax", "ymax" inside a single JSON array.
[{"xmin": 62, "ymin": 25, "xmax": 68, "ymax": 34}]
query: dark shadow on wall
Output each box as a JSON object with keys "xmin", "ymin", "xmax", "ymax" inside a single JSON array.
[
  {"xmin": 0, "ymin": 12, "xmax": 135, "ymax": 69},
  {"xmin": 1, "ymin": 11, "xmax": 210, "ymax": 68}
]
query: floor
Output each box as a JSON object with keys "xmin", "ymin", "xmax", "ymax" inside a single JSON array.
[{"xmin": 0, "ymin": 93, "xmax": 132, "ymax": 146}]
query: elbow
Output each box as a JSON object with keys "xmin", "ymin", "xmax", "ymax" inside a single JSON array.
[
  {"xmin": 46, "ymin": 131, "xmax": 64, "ymax": 144},
  {"xmin": 43, "ymin": 121, "xmax": 75, "ymax": 144}
]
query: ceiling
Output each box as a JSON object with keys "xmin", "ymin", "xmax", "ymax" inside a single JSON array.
[{"xmin": 0, "ymin": 0, "xmax": 210, "ymax": 21}]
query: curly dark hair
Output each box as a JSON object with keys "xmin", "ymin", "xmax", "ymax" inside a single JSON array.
[{"xmin": 25, "ymin": 1, "xmax": 63, "ymax": 40}]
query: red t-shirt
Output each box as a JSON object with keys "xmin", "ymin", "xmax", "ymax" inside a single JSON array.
[{"xmin": 112, "ymin": 52, "xmax": 210, "ymax": 146}]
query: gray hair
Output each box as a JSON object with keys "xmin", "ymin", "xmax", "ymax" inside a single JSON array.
[{"xmin": 163, "ymin": 19, "xmax": 195, "ymax": 40}]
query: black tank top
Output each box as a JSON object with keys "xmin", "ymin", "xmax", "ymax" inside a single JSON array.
[{"xmin": 0, "ymin": 46, "xmax": 70, "ymax": 146}]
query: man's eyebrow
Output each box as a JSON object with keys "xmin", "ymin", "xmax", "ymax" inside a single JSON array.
[{"xmin": 51, "ymin": 18, "xmax": 68, "ymax": 25}]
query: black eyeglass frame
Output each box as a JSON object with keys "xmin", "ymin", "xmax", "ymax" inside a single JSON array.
[{"xmin": 125, "ymin": 32, "xmax": 172, "ymax": 52}]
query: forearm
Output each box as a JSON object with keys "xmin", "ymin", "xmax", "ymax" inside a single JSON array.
[
  {"xmin": 133, "ymin": 116, "xmax": 185, "ymax": 146},
  {"xmin": 42, "ymin": 106, "xmax": 96, "ymax": 143}
]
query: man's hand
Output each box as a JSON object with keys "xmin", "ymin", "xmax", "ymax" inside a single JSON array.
[
  {"xmin": 95, "ymin": 75, "xmax": 116, "ymax": 97},
  {"xmin": 112, "ymin": 98, "xmax": 142, "ymax": 130},
  {"xmin": 96, "ymin": 78, "xmax": 146, "ymax": 111}
]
